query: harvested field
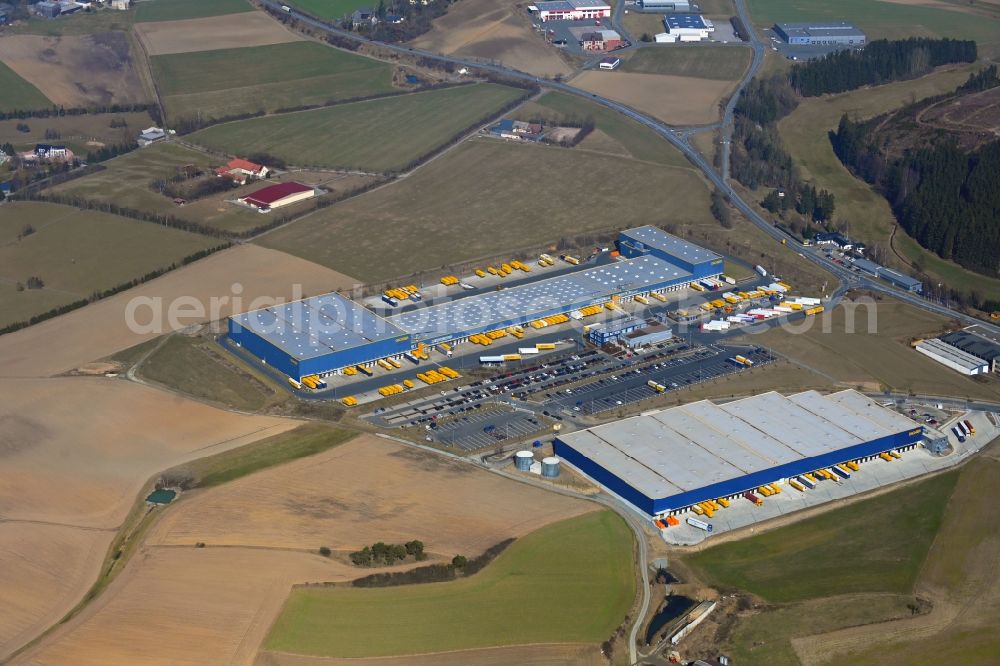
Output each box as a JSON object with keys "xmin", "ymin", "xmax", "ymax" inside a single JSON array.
[
  {"xmin": 150, "ymin": 41, "xmax": 393, "ymax": 123},
  {"xmin": 134, "ymin": 0, "xmax": 253, "ymax": 22},
  {"xmin": 50, "ymin": 142, "xmax": 378, "ymax": 234},
  {"xmin": 0, "ymin": 523, "xmax": 108, "ymax": 660},
  {"xmin": 188, "ymin": 84, "xmax": 526, "ymax": 172},
  {"xmin": 257, "ymin": 139, "xmax": 713, "ymax": 282},
  {"xmin": 135, "ymin": 11, "xmax": 301, "ymax": 56},
  {"xmin": 150, "ymin": 436, "xmax": 594, "ymax": 554},
  {"xmin": 0, "ymin": 243, "xmax": 356, "ymax": 378},
  {"xmin": 0, "ymin": 59, "xmax": 50, "ymax": 112},
  {"xmin": 571, "ymin": 70, "xmax": 735, "ymax": 125},
  {"xmin": 410, "ymin": 0, "xmax": 572, "ymax": 78},
  {"xmin": 257, "ymin": 644, "xmax": 605, "ymax": 666},
  {"xmin": 0, "ymin": 202, "xmax": 219, "ymax": 329},
  {"xmin": 16, "ymin": 435, "xmax": 599, "ymax": 665},
  {"xmin": 0, "ymin": 376, "xmax": 298, "ymax": 660},
  {"xmin": 0, "ymin": 33, "xmax": 147, "ymax": 108}
]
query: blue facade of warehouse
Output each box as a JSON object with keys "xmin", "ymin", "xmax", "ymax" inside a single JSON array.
[
  {"xmin": 228, "ymin": 226, "xmax": 722, "ymax": 380},
  {"xmin": 555, "ymin": 427, "xmax": 923, "ymax": 515}
]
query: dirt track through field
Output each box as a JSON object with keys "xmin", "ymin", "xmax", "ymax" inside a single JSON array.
[
  {"xmin": 256, "ymin": 643, "xmax": 606, "ymax": 666},
  {"xmin": 0, "ymin": 376, "xmax": 299, "ymax": 661},
  {"xmin": 0, "ymin": 34, "xmax": 146, "ymax": 107},
  {"xmin": 0, "ymin": 244, "xmax": 356, "ymax": 378},
  {"xmin": 571, "ymin": 71, "xmax": 734, "ymax": 125},
  {"xmin": 135, "ymin": 11, "xmax": 303, "ymax": 55},
  {"xmin": 13, "ymin": 435, "xmax": 596, "ymax": 665}
]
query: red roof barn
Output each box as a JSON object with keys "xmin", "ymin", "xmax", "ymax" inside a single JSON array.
[{"xmin": 239, "ymin": 182, "xmax": 315, "ymax": 211}]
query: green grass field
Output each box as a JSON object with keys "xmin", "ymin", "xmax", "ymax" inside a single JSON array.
[
  {"xmin": 0, "ymin": 202, "xmax": 218, "ymax": 328},
  {"xmin": 0, "ymin": 60, "xmax": 51, "ymax": 112},
  {"xmin": 265, "ymin": 510, "xmax": 635, "ymax": 657},
  {"xmin": 189, "ymin": 83, "xmax": 525, "ymax": 172},
  {"xmin": 686, "ymin": 471, "xmax": 958, "ymax": 603},
  {"xmin": 511, "ymin": 91, "xmax": 689, "ymax": 167},
  {"xmin": 747, "ymin": 0, "xmax": 1000, "ymax": 47},
  {"xmin": 691, "ymin": 441, "xmax": 1000, "ymax": 665},
  {"xmin": 151, "ymin": 41, "xmax": 394, "ymax": 123},
  {"xmin": 256, "ymin": 139, "xmax": 713, "ymax": 281},
  {"xmin": 134, "ymin": 0, "xmax": 253, "ymax": 22},
  {"xmin": 621, "ymin": 45, "xmax": 752, "ymax": 81},
  {"xmin": 286, "ymin": 0, "xmax": 373, "ymax": 19}
]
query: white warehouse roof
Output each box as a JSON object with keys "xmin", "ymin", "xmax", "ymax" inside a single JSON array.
[{"xmin": 557, "ymin": 390, "xmax": 921, "ymax": 501}]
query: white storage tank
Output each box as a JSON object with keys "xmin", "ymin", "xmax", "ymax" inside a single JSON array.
[
  {"xmin": 515, "ymin": 450, "xmax": 534, "ymax": 472},
  {"xmin": 541, "ymin": 456, "xmax": 561, "ymax": 478}
]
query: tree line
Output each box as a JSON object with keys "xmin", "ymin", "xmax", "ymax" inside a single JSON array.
[
  {"xmin": 349, "ymin": 538, "xmax": 515, "ymax": 588},
  {"xmin": 789, "ymin": 38, "xmax": 977, "ymax": 97},
  {"xmin": 348, "ymin": 540, "xmax": 427, "ymax": 566},
  {"xmin": 0, "ymin": 103, "xmax": 159, "ymax": 124},
  {"xmin": 829, "ymin": 67, "xmax": 1000, "ymax": 277}
]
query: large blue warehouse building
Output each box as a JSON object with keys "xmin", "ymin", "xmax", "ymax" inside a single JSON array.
[
  {"xmin": 228, "ymin": 226, "xmax": 721, "ymax": 380},
  {"xmin": 554, "ymin": 390, "xmax": 925, "ymax": 516}
]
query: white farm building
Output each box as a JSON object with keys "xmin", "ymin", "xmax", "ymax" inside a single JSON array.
[{"xmin": 530, "ymin": 0, "xmax": 610, "ymax": 22}]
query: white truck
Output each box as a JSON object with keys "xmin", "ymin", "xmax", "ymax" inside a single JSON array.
[{"xmin": 686, "ymin": 517, "xmax": 713, "ymax": 532}]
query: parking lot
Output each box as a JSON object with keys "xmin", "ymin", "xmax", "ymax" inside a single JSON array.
[
  {"xmin": 431, "ymin": 408, "xmax": 548, "ymax": 452},
  {"xmin": 364, "ymin": 341, "xmax": 773, "ymax": 451},
  {"xmin": 545, "ymin": 345, "xmax": 775, "ymax": 415}
]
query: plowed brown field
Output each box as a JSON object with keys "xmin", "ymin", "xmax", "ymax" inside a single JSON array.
[
  {"xmin": 0, "ymin": 376, "xmax": 298, "ymax": 660},
  {"xmin": 135, "ymin": 11, "xmax": 302, "ymax": 56},
  {"xmin": 15, "ymin": 435, "xmax": 596, "ymax": 665}
]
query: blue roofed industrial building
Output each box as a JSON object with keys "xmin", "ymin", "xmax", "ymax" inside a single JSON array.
[
  {"xmin": 228, "ymin": 226, "xmax": 722, "ymax": 380},
  {"xmin": 553, "ymin": 390, "xmax": 925, "ymax": 516}
]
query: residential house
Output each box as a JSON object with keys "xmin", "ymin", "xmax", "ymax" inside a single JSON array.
[
  {"xmin": 351, "ymin": 8, "xmax": 378, "ymax": 28},
  {"xmin": 0, "ymin": 148, "xmax": 10, "ymax": 165},
  {"xmin": 34, "ymin": 144, "xmax": 69, "ymax": 160},
  {"xmin": 111, "ymin": 0, "xmax": 130, "ymax": 9},
  {"xmin": 385, "ymin": 14, "xmax": 404, "ymax": 23},
  {"xmin": 215, "ymin": 158, "xmax": 269, "ymax": 185}
]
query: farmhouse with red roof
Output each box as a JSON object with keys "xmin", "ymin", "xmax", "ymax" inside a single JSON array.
[
  {"xmin": 215, "ymin": 158, "xmax": 269, "ymax": 185},
  {"xmin": 239, "ymin": 181, "xmax": 315, "ymax": 212}
]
